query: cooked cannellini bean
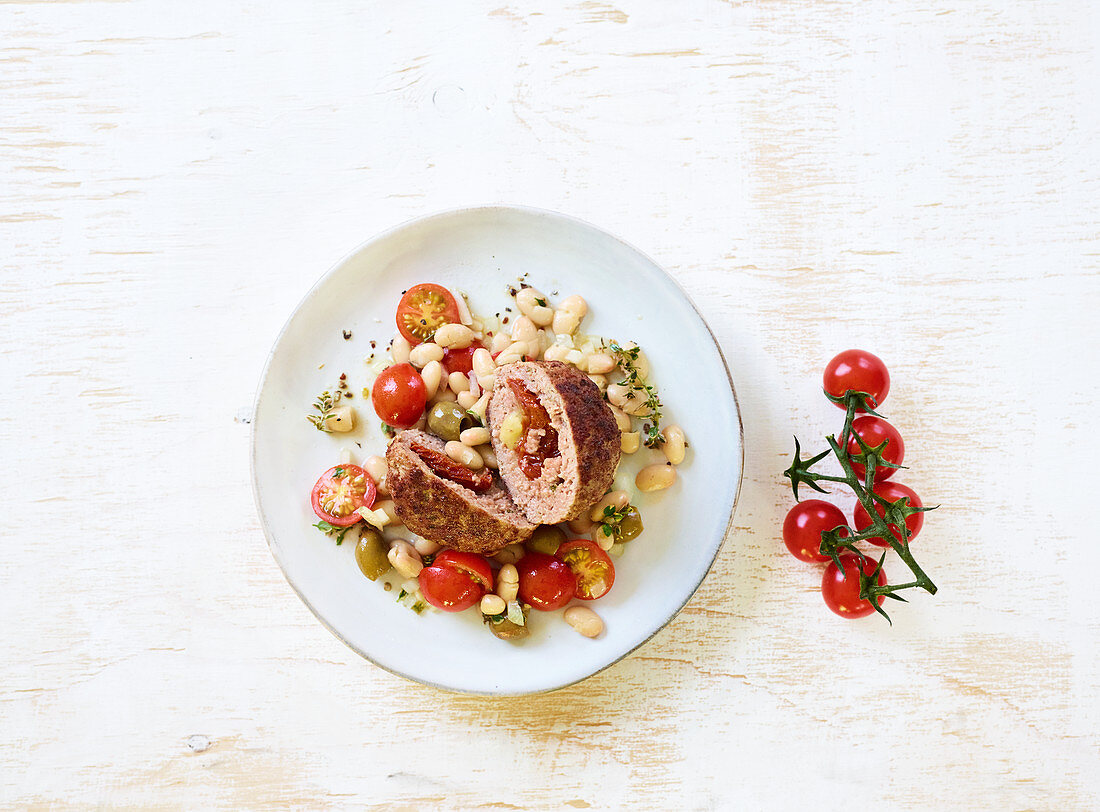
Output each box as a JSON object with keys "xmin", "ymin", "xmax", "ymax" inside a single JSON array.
[
  {"xmin": 493, "ymin": 543, "xmax": 525, "ymax": 565},
  {"xmin": 480, "ymin": 593, "xmax": 506, "ymax": 615},
  {"xmin": 620, "ymin": 341, "xmax": 649, "ymax": 377},
  {"xmin": 620, "ymin": 432, "xmax": 640, "ymax": 454},
  {"xmin": 387, "ymin": 539, "xmax": 423, "ymax": 579},
  {"xmin": 515, "ymin": 287, "xmax": 547, "ymax": 317},
  {"xmin": 607, "ymin": 383, "xmax": 651, "ymax": 416},
  {"xmin": 420, "ymin": 360, "xmax": 442, "ymax": 397},
  {"xmin": 636, "ymin": 463, "xmax": 677, "ymax": 492},
  {"xmin": 409, "ymin": 342, "xmax": 444, "ymax": 368},
  {"xmin": 608, "ymin": 404, "xmax": 632, "ymax": 432},
  {"xmin": 552, "ymin": 309, "xmax": 581, "ymax": 336},
  {"xmin": 490, "ymin": 331, "xmax": 512, "ymax": 353},
  {"xmin": 472, "ymin": 348, "xmax": 496, "ymax": 378},
  {"xmin": 479, "ymin": 444, "xmax": 498, "ymax": 469},
  {"xmin": 559, "ymin": 294, "xmax": 587, "ymax": 318},
  {"xmin": 476, "ymin": 372, "xmax": 496, "ymax": 392},
  {"xmin": 324, "ymin": 405, "xmax": 355, "ymax": 432},
  {"xmin": 531, "ymin": 305, "xmax": 554, "ymax": 327},
  {"xmin": 587, "ymin": 373, "xmax": 607, "ymax": 391},
  {"xmin": 364, "ymin": 454, "xmax": 388, "ymax": 483},
  {"xmin": 413, "ymin": 537, "xmax": 440, "ymax": 556},
  {"xmin": 594, "ymin": 530, "xmax": 614, "ymax": 552},
  {"xmin": 448, "ymin": 371, "xmax": 470, "ymax": 393},
  {"xmin": 392, "ymin": 333, "xmax": 411, "ymax": 364},
  {"xmin": 587, "ymin": 352, "xmax": 616, "ymax": 374},
  {"xmin": 543, "ymin": 345, "xmax": 571, "ymax": 363},
  {"xmin": 661, "ymin": 424, "xmax": 687, "ymax": 465},
  {"xmin": 460, "ymin": 426, "xmax": 490, "ymax": 446},
  {"xmin": 510, "ymin": 315, "xmax": 537, "ymax": 343},
  {"xmin": 435, "ymin": 323, "xmax": 475, "ymax": 350},
  {"xmin": 497, "ymin": 563, "xmax": 519, "ymax": 602},
  {"xmin": 373, "ymin": 499, "xmax": 402, "ymax": 527},
  {"xmin": 445, "ymin": 440, "xmax": 483, "ymax": 470},
  {"xmin": 457, "ymin": 390, "xmax": 478, "ymax": 410},
  {"xmin": 564, "ymin": 606, "xmax": 604, "ymax": 638},
  {"xmin": 431, "ymin": 389, "xmax": 457, "ymax": 404},
  {"xmin": 589, "ymin": 490, "xmax": 630, "ymax": 522},
  {"xmin": 567, "ymin": 514, "xmax": 596, "ymax": 534}
]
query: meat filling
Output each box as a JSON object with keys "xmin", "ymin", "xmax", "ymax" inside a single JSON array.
[
  {"xmin": 409, "ymin": 438, "xmax": 493, "ymax": 493},
  {"xmin": 507, "ymin": 379, "xmax": 561, "ymax": 479}
]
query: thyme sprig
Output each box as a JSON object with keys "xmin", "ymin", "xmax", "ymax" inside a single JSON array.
[
  {"xmin": 598, "ymin": 504, "xmax": 630, "ymax": 540},
  {"xmin": 312, "ymin": 519, "xmax": 356, "ymax": 546},
  {"xmin": 783, "ymin": 391, "xmax": 937, "ymax": 622},
  {"xmin": 307, "ymin": 390, "xmax": 342, "ymax": 433},
  {"xmin": 608, "ymin": 341, "xmax": 665, "ymax": 448}
]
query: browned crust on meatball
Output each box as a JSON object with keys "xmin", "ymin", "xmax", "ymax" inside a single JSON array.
[
  {"xmin": 490, "ymin": 361, "xmax": 621, "ymax": 523},
  {"xmin": 386, "ymin": 430, "xmax": 535, "ymax": 554}
]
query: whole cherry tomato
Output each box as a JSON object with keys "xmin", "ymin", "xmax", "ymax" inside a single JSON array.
[
  {"xmin": 782, "ymin": 500, "xmax": 848, "ymax": 563},
  {"xmin": 516, "ymin": 552, "xmax": 577, "ymax": 611},
  {"xmin": 372, "ymin": 363, "xmax": 427, "ymax": 429},
  {"xmin": 418, "ymin": 550, "xmax": 494, "ymax": 612},
  {"xmin": 822, "ymin": 553, "xmax": 886, "ymax": 619},
  {"xmin": 853, "ymin": 481, "xmax": 924, "ymax": 547},
  {"xmin": 823, "ymin": 349, "xmax": 890, "ymax": 412},
  {"xmin": 846, "ymin": 416, "xmax": 905, "ymax": 482}
]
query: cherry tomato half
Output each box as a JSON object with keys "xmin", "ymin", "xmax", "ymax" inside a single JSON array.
[
  {"xmin": 846, "ymin": 416, "xmax": 905, "ymax": 482},
  {"xmin": 418, "ymin": 550, "xmax": 494, "ymax": 612},
  {"xmin": 823, "ymin": 349, "xmax": 890, "ymax": 412},
  {"xmin": 442, "ymin": 340, "xmax": 484, "ymax": 376},
  {"xmin": 556, "ymin": 539, "xmax": 616, "ymax": 600},
  {"xmin": 516, "ymin": 552, "xmax": 577, "ymax": 611},
  {"xmin": 396, "ymin": 283, "xmax": 461, "ymax": 345},
  {"xmin": 311, "ymin": 464, "xmax": 375, "ymax": 527},
  {"xmin": 853, "ymin": 481, "xmax": 924, "ymax": 547},
  {"xmin": 782, "ymin": 500, "xmax": 848, "ymax": 563},
  {"xmin": 822, "ymin": 553, "xmax": 886, "ymax": 619},
  {"xmin": 372, "ymin": 363, "xmax": 428, "ymax": 429}
]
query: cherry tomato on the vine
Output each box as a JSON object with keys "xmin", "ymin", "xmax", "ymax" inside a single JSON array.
[
  {"xmin": 516, "ymin": 552, "xmax": 577, "ymax": 611},
  {"xmin": 396, "ymin": 283, "xmax": 461, "ymax": 345},
  {"xmin": 556, "ymin": 539, "xmax": 615, "ymax": 600},
  {"xmin": 823, "ymin": 349, "xmax": 890, "ymax": 412},
  {"xmin": 372, "ymin": 362, "xmax": 427, "ymax": 429},
  {"xmin": 853, "ymin": 481, "xmax": 924, "ymax": 547},
  {"xmin": 311, "ymin": 464, "xmax": 375, "ymax": 527},
  {"xmin": 822, "ymin": 553, "xmax": 886, "ymax": 619},
  {"xmin": 418, "ymin": 550, "xmax": 494, "ymax": 612},
  {"xmin": 782, "ymin": 500, "xmax": 848, "ymax": 563},
  {"xmin": 846, "ymin": 415, "xmax": 905, "ymax": 482}
]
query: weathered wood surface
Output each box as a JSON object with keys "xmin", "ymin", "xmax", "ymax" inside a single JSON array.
[{"xmin": 2, "ymin": 1, "xmax": 1097, "ymax": 809}]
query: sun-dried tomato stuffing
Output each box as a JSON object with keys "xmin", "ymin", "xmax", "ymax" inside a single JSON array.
[
  {"xmin": 508, "ymin": 380, "xmax": 560, "ymax": 479},
  {"xmin": 410, "ymin": 439, "xmax": 493, "ymax": 493}
]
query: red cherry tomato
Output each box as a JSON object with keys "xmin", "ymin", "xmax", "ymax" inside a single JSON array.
[
  {"xmin": 441, "ymin": 340, "xmax": 484, "ymax": 376},
  {"xmin": 846, "ymin": 416, "xmax": 905, "ymax": 482},
  {"xmin": 782, "ymin": 500, "xmax": 848, "ymax": 563},
  {"xmin": 418, "ymin": 549, "xmax": 494, "ymax": 612},
  {"xmin": 396, "ymin": 283, "xmax": 461, "ymax": 345},
  {"xmin": 516, "ymin": 552, "xmax": 577, "ymax": 611},
  {"xmin": 372, "ymin": 363, "xmax": 427, "ymax": 429},
  {"xmin": 823, "ymin": 349, "xmax": 890, "ymax": 412},
  {"xmin": 822, "ymin": 553, "xmax": 886, "ymax": 619},
  {"xmin": 556, "ymin": 539, "xmax": 616, "ymax": 600},
  {"xmin": 310, "ymin": 464, "xmax": 375, "ymax": 527},
  {"xmin": 853, "ymin": 481, "xmax": 924, "ymax": 547}
]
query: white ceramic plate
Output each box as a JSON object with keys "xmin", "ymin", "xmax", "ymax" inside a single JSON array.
[{"xmin": 252, "ymin": 206, "xmax": 742, "ymax": 695}]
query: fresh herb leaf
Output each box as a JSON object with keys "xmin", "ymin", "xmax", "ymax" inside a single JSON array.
[
  {"xmin": 608, "ymin": 341, "xmax": 665, "ymax": 448},
  {"xmin": 307, "ymin": 390, "xmax": 342, "ymax": 432},
  {"xmin": 312, "ymin": 520, "xmax": 355, "ymax": 546}
]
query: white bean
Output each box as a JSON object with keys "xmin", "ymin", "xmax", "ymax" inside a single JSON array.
[
  {"xmin": 448, "ymin": 371, "xmax": 470, "ymax": 393},
  {"xmin": 420, "ymin": 360, "xmax": 442, "ymax": 397},
  {"xmin": 661, "ymin": 424, "xmax": 687, "ymax": 465},
  {"xmin": 479, "ymin": 444, "xmax": 498, "ymax": 469},
  {"xmin": 587, "ymin": 352, "xmax": 616, "ymax": 374},
  {"xmin": 559, "ymin": 294, "xmax": 588, "ymax": 319},
  {"xmin": 594, "ymin": 530, "xmax": 614, "ymax": 552},
  {"xmin": 620, "ymin": 432, "xmax": 640, "ymax": 454},
  {"xmin": 445, "ymin": 440, "xmax": 484, "ymax": 470},
  {"xmin": 364, "ymin": 454, "xmax": 388, "ymax": 483},
  {"xmin": 636, "ymin": 463, "xmax": 677, "ymax": 492},
  {"xmin": 497, "ymin": 564, "xmax": 519, "ymax": 602},
  {"xmin": 490, "ymin": 331, "xmax": 512, "ymax": 353},
  {"xmin": 608, "ymin": 403, "xmax": 632, "ymax": 432},
  {"xmin": 460, "ymin": 427, "xmax": 490, "ymax": 446},
  {"xmin": 323, "ymin": 405, "xmax": 355, "ymax": 432},
  {"xmin": 387, "ymin": 540, "xmax": 422, "ymax": 579},
  {"xmin": 392, "ymin": 333, "xmax": 411, "ymax": 364},
  {"xmin": 564, "ymin": 606, "xmax": 604, "ymax": 638},
  {"xmin": 409, "ymin": 342, "xmax": 444, "ymax": 368},
  {"xmin": 552, "ymin": 309, "xmax": 581, "ymax": 336},
  {"xmin": 457, "ymin": 390, "xmax": 478, "ymax": 410},
  {"xmin": 472, "ymin": 348, "xmax": 496, "ymax": 378},
  {"xmin": 434, "ymin": 323, "xmax": 475, "ymax": 350},
  {"xmin": 510, "ymin": 315, "xmax": 537, "ymax": 343},
  {"xmin": 543, "ymin": 345, "xmax": 571, "ymax": 363},
  {"xmin": 607, "ymin": 383, "xmax": 651, "ymax": 416},
  {"xmin": 431, "ymin": 389, "xmax": 457, "ymax": 404},
  {"xmin": 476, "ymin": 372, "xmax": 496, "ymax": 392},
  {"xmin": 515, "ymin": 287, "xmax": 546, "ymax": 319},
  {"xmin": 531, "ymin": 305, "xmax": 554, "ymax": 327},
  {"xmin": 589, "ymin": 490, "xmax": 630, "ymax": 522},
  {"xmin": 480, "ymin": 594, "xmax": 506, "ymax": 615}
]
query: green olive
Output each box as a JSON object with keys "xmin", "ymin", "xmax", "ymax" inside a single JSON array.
[
  {"xmin": 427, "ymin": 401, "xmax": 473, "ymax": 441},
  {"xmin": 526, "ymin": 525, "xmax": 565, "ymax": 555},
  {"xmin": 617, "ymin": 506, "xmax": 644, "ymax": 542},
  {"xmin": 354, "ymin": 528, "xmax": 390, "ymax": 580},
  {"xmin": 487, "ymin": 617, "xmax": 529, "ymax": 640}
]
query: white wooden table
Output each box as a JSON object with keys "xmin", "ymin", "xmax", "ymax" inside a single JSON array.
[{"xmin": 3, "ymin": 1, "xmax": 1098, "ymax": 808}]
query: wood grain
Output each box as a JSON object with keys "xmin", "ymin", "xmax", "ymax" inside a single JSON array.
[{"xmin": 2, "ymin": 0, "xmax": 1098, "ymax": 808}]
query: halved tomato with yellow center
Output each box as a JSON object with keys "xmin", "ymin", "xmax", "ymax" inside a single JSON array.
[
  {"xmin": 310, "ymin": 464, "xmax": 376, "ymax": 527},
  {"xmin": 396, "ymin": 283, "xmax": 461, "ymax": 345},
  {"xmin": 556, "ymin": 539, "xmax": 616, "ymax": 601}
]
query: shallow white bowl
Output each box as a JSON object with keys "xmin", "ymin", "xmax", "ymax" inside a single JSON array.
[{"xmin": 251, "ymin": 206, "xmax": 742, "ymax": 695}]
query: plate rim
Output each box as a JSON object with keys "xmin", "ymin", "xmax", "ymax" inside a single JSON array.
[{"xmin": 249, "ymin": 204, "xmax": 745, "ymax": 695}]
